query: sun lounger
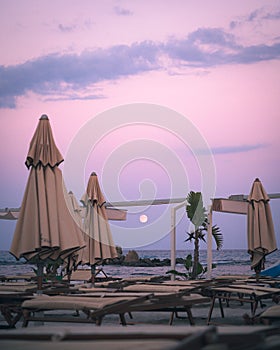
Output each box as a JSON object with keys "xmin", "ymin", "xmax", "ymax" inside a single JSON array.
[
  {"xmin": 205, "ymin": 283, "xmax": 280, "ymax": 324},
  {"xmin": 21, "ymin": 294, "xmax": 152, "ymax": 327},
  {"xmin": 89, "ymin": 276, "xmax": 166, "ymax": 290},
  {"xmin": 122, "ymin": 283, "xmax": 196, "ymax": 293},
  {"xmin": 75, "ymin": 281, "xmax": 212, "ymax": 325},
  {"xmin": 214, "ymin": 274, "xmax": 251, "ymax": 281},
  {"xmin": 1, "ymin": 325, "xmax": 280, "ymax": 350},
  {"xmin": 0, "ymin": 281, "xmax": 37, "ymax": 327},
  {"xmin": 20, "ymin": 286, "xmax": 210, "ymax": 327},
  {"xmin": 162, "ymin": 279, "xmax": 212, "ymax": 287},
  {"xmin": 0, "ymin": 282, "xmax": 38, "ymax": 293},
  {"xmin": 0, "ymin": 281, "xmax": 74, "ymax": 295},
  {"xmin": 76, "ymin": 283, "xmax": 119, "ymax": 293},
  {"xmin": 0, "ymin": 291, "xmax": 34, "ymax": 328},
  {"xmin": 0, "ymin": 282, "xmax": 37, "ymax": 328},
  {"xmin": 63, "ymin": 268, "xmax": 110, "ymax": 283},
  {"xmin": 89, "ymin": 282, "xmax": 210, "ymax": 325},
  {"xmin": 63, "ymin": 269, "xmax": 92, "ymax": 283},
  {"xmin": 121, "ymin": 275, "xmax": 166, "ymax": 282},
  {"xmin": 122, "ymin": 292, "xmax": 210, "ymax": 325},
  {"xmin": 0, "ymin": 274, "xmax": 36, "ymax": 282},
  {"xmin": 258, "ymin": 304, "xmax": 280, "ymax": 324},
  {"xmin": 214, "ymin": 275, "xmax": 280, "ymax": 288}
]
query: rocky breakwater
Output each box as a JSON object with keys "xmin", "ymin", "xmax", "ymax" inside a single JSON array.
[{"xmin": 105, "ymin": 249, "xmax": 185, "ymax": 267}]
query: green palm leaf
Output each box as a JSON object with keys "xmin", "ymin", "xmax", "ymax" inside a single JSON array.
[
  {"xmin": 211, "ymin": 224, "xmax": 223, "ymax": 250},
  {"xmin": 184, "ymin": 190, "xmax": 223, "ymax": 279},
  {"xmin": 186, "ymin": 191, "xmax": 206, "ymax": 228}
]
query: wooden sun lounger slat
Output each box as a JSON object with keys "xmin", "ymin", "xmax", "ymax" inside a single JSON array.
[
  {"xmin": 127, "ymin": 294, "xmax": 209, "ymax": 311},
  {"xmin": 74, "ymin": 286, "xmax": 119, "ymax": 293},
  {"xmin": 122, "ymin": 284, "xmax": 194, "ymax": 293},
  {"xmin": 210, "ymin": 286, "xmax": 279, "ymax": 298},
  {"xmin": 0, "ymin": 283, "xmax": 38, "ymax": 293},
  {"xmin": 1, "ymin": 325, "xmax": 279, "ymax": 349},
  {"xmin": 162, "ymin": 280, "xmax": 211, "ymax": 287},
  {"xmin": 228, "ymin": 284, "xmax": 280, "ymax": 293},
  {"xmin": 0, "ymin": 274, "xmax": 36, "ymax": 282},
  {"xmin": 74, "ymin": 292, "xmax": 155, "ymax": 297},
  {"xmin": 0, "ymin": 339, "xmax": 178, "ymax": 350},
  {"xmin": 0, "ymin": 324, "xmax": 278, "ymax": 340}
]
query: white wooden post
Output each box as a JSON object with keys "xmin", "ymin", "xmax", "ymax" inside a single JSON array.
[
  {"xmin": 170, "ymin": 201, "xmax": 187, "ymax": 281},
  {"xmin": 207, "ymin": 203, "xmax": 213, "ymax": 279},
  {"xmin": 170, "ymin": 206, "xmax": 176, "ymax": 281}
]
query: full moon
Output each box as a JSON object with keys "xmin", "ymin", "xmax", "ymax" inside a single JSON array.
[{"xmin": 139, "ymin": 214, "xmax": 148, "ymax": 223}]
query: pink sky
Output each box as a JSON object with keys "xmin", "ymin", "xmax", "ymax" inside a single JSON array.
[{"xmin": 0, "ymin": 0, "xmax": 280, "ymax": 252}]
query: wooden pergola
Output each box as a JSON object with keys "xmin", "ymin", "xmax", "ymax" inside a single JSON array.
[
  {"xmin": 107, "ymin": 192, "xmax": 279, "ymax": 280},
  {"xmin": 2, "ymin": 193, "xmax": 279, "ymax": 280}
]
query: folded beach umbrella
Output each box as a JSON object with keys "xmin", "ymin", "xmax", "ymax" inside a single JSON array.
[
  {"xmin": 10, "ymin": 115, "xmax": 85, "ymax": 290},
  {"xmin": 80, "ymin": 172, "xmax": 118, "ymax": 283},
  {"xmin": 247, "ymin": 178, "xmax": 277, "ymax": 275},
  {"xmin": 67, "ymin": 190, "xmax": 83, "ymax": 229},
  {"xmin": 63, "ymin": 190, "xmax": 85, "ymax": 274}
]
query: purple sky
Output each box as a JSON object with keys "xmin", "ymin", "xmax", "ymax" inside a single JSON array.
[{"xmin": 0, "ymin": 1, "xmax": 280, "ymax": 252}]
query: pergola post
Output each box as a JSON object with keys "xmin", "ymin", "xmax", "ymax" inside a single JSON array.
[
  {"xmin": 170, "ymin": 200, "xmax": 187, "ymax": 281},
  {"xmin": 170, "ymin": 207, "xmax": 176, "ymax": 281},
  {"xmin": 207, "ymin": 203, "xmax": 213, "ymax": 280}
]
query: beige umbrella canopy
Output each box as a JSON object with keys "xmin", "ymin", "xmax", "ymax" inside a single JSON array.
[
  {"xmin": 247, "ymin": 178, "xmax": 277, "ymax": 275},
  {"xmin": 64, "ymin": 190, "xmax": 85, "ymax": 275},
  {"xmin": 79, "ymin": 172, "xmax": 118, "ymax": 283},
  {"xmin": 67, "ymin": 191, "xmax": 83, "ymax": 229},
  {"xmin": 10, "ymin": 115, "xmax": 85, "ymax": 289}
]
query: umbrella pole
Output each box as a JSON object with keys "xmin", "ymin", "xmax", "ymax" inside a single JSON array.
[
  {"xmin": 37, "ymin": 262, "xmax": 44, "ymax": 293},
  {"xmin": 35, "ymin": 262, "xmax": 45, "ymax": 325},
  {"xmin": 255, "ymin": 267, "xmax": 260, "ymax": 282},
  {"xmin": 91, "ymin": 264, "xmax": 96, "ymax": 286},
  {"xmin": 66, "ymin": 259, "xmax": 72, "ymax": 284},
  {"xmin": 255, "ymin": 262, "xmax": 262, "ymax": 282},
  {"xmin": 67, "ymin": 271, "xmax": 72, "ymax": 283}
]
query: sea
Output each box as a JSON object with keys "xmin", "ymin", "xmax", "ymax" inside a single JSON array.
[{"xmin": 1, "ymin": 249, "xmax": 280, "ymax": 279}]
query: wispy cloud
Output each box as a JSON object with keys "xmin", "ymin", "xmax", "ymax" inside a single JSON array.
[
  {"xmin": 0, "ymin": 42, "xmax": 159, "ymax": 108},
  {"xmin": 1, "ymin": 26, "xmax": 280, "ymax": 108},
  {"xmin": 56, "ymin": 19, "xmax": 94, "ymax": 33},
  {"xmin": 263, "ymin": 10, "xmax": 280, "ymax": 20},
  {"xmin": 165, "ymin": 27, "xmax": 280, "ymax": 66},
  {"xmin": 58, "ymin": 23, "xmax": 77, "ymax": 32},
  {"xmin": 211, "ymin": 143, "xmax": 268, "ymax": 155},
  {"xmin": 230, "ymin": 7, "xmax": 280, "ymax": 29},
  {"xmin": 193, "ymin": 143, "xmax": 268, "ymax": 156},
  {"xmin": 44, "ymin": 93, "xmax": 105, "ymax": 102},
  {"xmin": 114, "ymin": 6, "xmax": 133, "ymax": 16},
  {"xmin": 164, "ymin": 28, "xmax": 240, "ymax": 67}
]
